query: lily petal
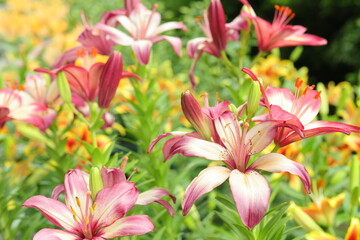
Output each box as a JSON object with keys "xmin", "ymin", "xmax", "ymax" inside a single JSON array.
[
  {"xmin": 182, "ymin": 166, "xmax": 231, "ymax": 215},
  {"xmin": 170, "ymin": 135, "xmax": 229, "ymax": 161},
  {"xmin": 249, "ymin": 153, "xmax": 311, "ymax": 193},
  {"xmin": 245, "ymin": 121, "xmax": 278, "ymax": 155},
  {"xmin": 132, "ymin": 40, "xmax": 153, "ymax": 65},
  {"xmin": 100, "ymin": 215, "xmax": 154, "ymax": 238},
  {"xmin": 23, "ymin": 196, "xmax": 77, "ymax": 232},
  {"xmin": 34, "ymin": 228, "xmax": 80, "ymax": 240},
  {"xmin": 136, "ymin": 188, "xmax": 176, "ymax": 216},
  {"xmin": 153, "ymin": 35, "xmax": 183, "ymax": 56},
  {"xmin": 100, "ymin": 167, "xmax": 126, "ymax": 189},
  {"xmin": 155, "ymin": 21, "xmax": 187, "ymax": 35},
  {"xmin": 94, "ymin": 181, "xmax": 138, "ymax": 229},
  {"xmin": 51, "ymin": 184, "xmax": 65, "ymax": 200},
  {"xmin": 229, "ymin": 169, "xmax": 270, "ymax": 229},
  {"xmin": 280, "ymin": 120, "xmax": 360, "ymax": 147}
]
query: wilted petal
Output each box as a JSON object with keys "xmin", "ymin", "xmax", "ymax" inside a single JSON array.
[
  {"xmin": 34, "ymin": 228, "xmax": 80, "ymax": 240},
  {"xmin": 23, "ymin": 196, "xmax": 77, "ymax": 232},
  {"xmin": 100, "ymin": 215, "xmax": 154, "ymax": 238},
  {"xmin": 249, "ymin": 153, "xmax": 311, "ymax": 193},
  {"xmin": 229, "ymin": 169, "xmax": 270, "ymax": 229},
  {"xmin": 183, "ymin": 166, "xmax": 230, "ymax": 215},
  {"xmin": 93, "ymin": 181, "xmax": 138, "ymax": 229}
]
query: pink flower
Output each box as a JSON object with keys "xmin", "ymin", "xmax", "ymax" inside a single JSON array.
[
  {"xmin": 23, "ymin": 168, "xmax": 175, "ymax": 239},
  {"xmin": 187, "ymin": 0, "xmax": 248, "ymax": 88},
  {"xmin": 0, "ymin": 88, "xmax": 47, "ymax": 130},
  {"xmin": 24, "ymin": 74, "xmax": 62, "ymax": 131},
  {"xmin": 239, "ymin": 0, "xmax": 327, "ymax": 52},
  {"xmin": 96, "ymin": 1, "xmax": 187, "ymax": 65},
  {"xmin": 37, "ymin": 51, "xmax": 140, "ymax": 109},
  {"xmin": 252, "ymin": 78, "xmax": 360, "ymax": 147},
  {"xmin": 148, "ymin": 92, "xmax": 310, "ymax": 229}
]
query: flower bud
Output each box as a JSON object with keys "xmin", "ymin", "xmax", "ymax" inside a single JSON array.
[
  {"xmin": 288, "ymin": 201, "xmax": 322, "ymax": 233},
  {"xmin": 246, "ymin": 81, "xmax": 261, "ymax": 118},
  {"xmin": 98, "ymin": 51, "xmax": 123, "ymax": 108},
  {"xmin": 56, "ymin": 72, "xmax": 72, "ymax": 103},
  {"xmin": 228, "ymin": 104, "xmax": 238, "ymax": 116},
  {"xmin": 181, "ymin": 91, "xmax": 212, "ymax": 140},
  {"xmin": 90, "ymin": 166, "xmax": 104, "ymax": 199}
]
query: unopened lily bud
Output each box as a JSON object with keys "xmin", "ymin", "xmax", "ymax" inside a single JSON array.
[
  {"xmin": 181, "ymin": 91, "xmax": 212, "ymax": 140},
  {"xmin": 17, "ymin": 125, "xmax": 52, "ymax": 147},
  {"xmin": 90, "ymin": 167, "xmax": 104, "ymax": 199},
  {"xmin": 246, "ymin": 81, "xmax": 261, "ymax": 118},
  {"xmin": 228, "ymin": 104, "xmax": 238, "ymax": 116},
  {"xmin": 56, "ymin": 72, "xmax": 72, "ymax": 103},
  {"xmin": 288, "ymin": 201, "xmax": 322, "ymax": 233},
  {"xmin": 98, "ymin": 51, "xmax": 123, "ymax": 108}
]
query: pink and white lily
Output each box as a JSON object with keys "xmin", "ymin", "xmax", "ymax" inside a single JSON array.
[
  {"xmin": 96, "ymin": 0, "xmax": 187, "ymax": 65},
  {"xmin": 251, "ymin": 75, "xmax": 360, "ymax": 147},
  {"xmin": 239, "ymin": 0, "xmax": 327, "ymax": 52},
  {"xmin": 148, "ymin": 91, "xmax": 310, "ymax": 229},
  {"xmin": 187, "ymin": 0, "xmax": 248, "ymax": 88},
  {"xmin": 0, "ymin": 88, "xmax": 47, "ymax": 130},
  {"xmin": 24, "ymin": 74, "xmax": 62, "ymax": 131},
  {"xmin": 23, "ymin": 168, "xmax": 175, "ymax": 239}
]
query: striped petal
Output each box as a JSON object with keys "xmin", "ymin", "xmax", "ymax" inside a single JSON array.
[
  {"xmin": 132, "ymin": 40, "xmax": 152, "ymax": 65},
  {"xmin": 229, "ymin": 169, "xmax": 270, "ymax": 229}
]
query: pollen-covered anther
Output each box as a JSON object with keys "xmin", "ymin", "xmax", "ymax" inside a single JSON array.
[
  {"xmin": 225, "ymin": 122, "xmax": 231, "ymax": 128},
  {"xmin": 76, "ymin": 48, "xmax": 87, "ymax": 58},
  {"xmin": 90, "ymin": 202, "xmax": 96, "ymax": 216},
  {"xmin": 314, "ymin": 91, "xmax": 322, "ymax": 99},
  {"xmin": 90, "ymin": 47, "xmax": 98, "ymax": 58},
  {"xmin": 75, "ymin": 197, "xmax": 81, "ymax": 207},
  {"xmin": 295, "ymin": 78, "xmax": 303, "ymax": 88}
]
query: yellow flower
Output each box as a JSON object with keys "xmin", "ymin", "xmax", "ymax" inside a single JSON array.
[
  {"xmin": 251, "ymin": 54, "xmax": 309, "ymax": 87},
  {"xmin": 302, "ymin": 193, "xmax": 345, "ymax": 227}
]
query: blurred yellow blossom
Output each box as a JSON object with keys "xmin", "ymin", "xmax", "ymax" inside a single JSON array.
[{"xmin": 251, "ymin": 54, "xmax": 309, "ymax": 87}]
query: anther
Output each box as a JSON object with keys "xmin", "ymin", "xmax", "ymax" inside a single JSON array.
[
  {"xmin": 314, "ymin": 91, "xmax": 321, "ymax": 99},
  {"xmin": 295, "ymin": 78, "xmax": 303, "ymax": 88},
  {"xmin": 75, "ymin": 197, "xmax": 81, "ymax": 207},
  {"xmin": 225, "ymin": 123, "xmax": 231, "ymax": 128}
]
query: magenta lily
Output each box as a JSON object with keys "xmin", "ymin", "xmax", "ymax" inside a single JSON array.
[
  {"xmin": 23, "ymin": 168, "xmax": 175, "ymax": 239},
  {"xmin": 148, "ymin": 91, "xmax": 310, "ymax": 229},
  {"xmin": 96, "ymin": 0, "xmax": 187, "ymax": 65},
  {"xmin": 252, "ymin": 78, "xmax": 360, "ymax": 147},
  {"xmin": 187, "ymin": 0, "xmax": 247, "ymax": 88},
  {"xmin": 239, "ymin": 0, "xmax": 327, "ymax": 52},
  {"xmin": 0, "ymin": 88, "xmax": 47, "ymax": 129}
]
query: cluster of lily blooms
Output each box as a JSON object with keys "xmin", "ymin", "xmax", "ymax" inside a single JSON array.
[{"xmin": 0, "ymin": 0, "xmax": 358, "ymax": 239}]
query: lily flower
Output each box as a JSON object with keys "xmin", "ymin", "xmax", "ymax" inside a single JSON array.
[
  {"xmin": 38, "ymin": 51, "xmax": 140, "ymax": 110},
  {"xmin": 188, "ymin": 0, "xmax": 247, "ymax": 88},
  {"xmin": 149, "ymin": 91, "xmax": 310, "ymax": 229},
  {"xmin": 248, "ymin": 71, "xmax": 360, "ymax": 146},
  {"xmin": 24, "ymin": 74, "xmax": 63, "ymax": 131},
  {"xmin": 23, "ymin": 168, "xmax": 175, "ymax": 239},
  {"xmin": 0, "ymin": 88, "xmax": 47, "ymax": 129},
  {"xmin": 96, "ymin": 0, "xmax": 187, "ymax": 65},
  {"xmin": 239, "ymin": 0, "xmax": 327, "ymax": 52}
]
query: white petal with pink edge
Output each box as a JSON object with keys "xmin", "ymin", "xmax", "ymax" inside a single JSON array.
[
  {"xmin": 132, "ymin": 40, "xmax": 153, "ymax": 65},
  {"xmin": 229, "ymin": 169, "xmax": 270, "ymax": 229},
  {"xmin": 182, "ymin": 166, "xmax": 231, "ymax": 215},
  {"xmin": 248, "ymin": 153, "xmax": 311, "ymax": 193},
  {"xmin": 170, "ymin": 136, "xmax": 229, "ymax": 161}
]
